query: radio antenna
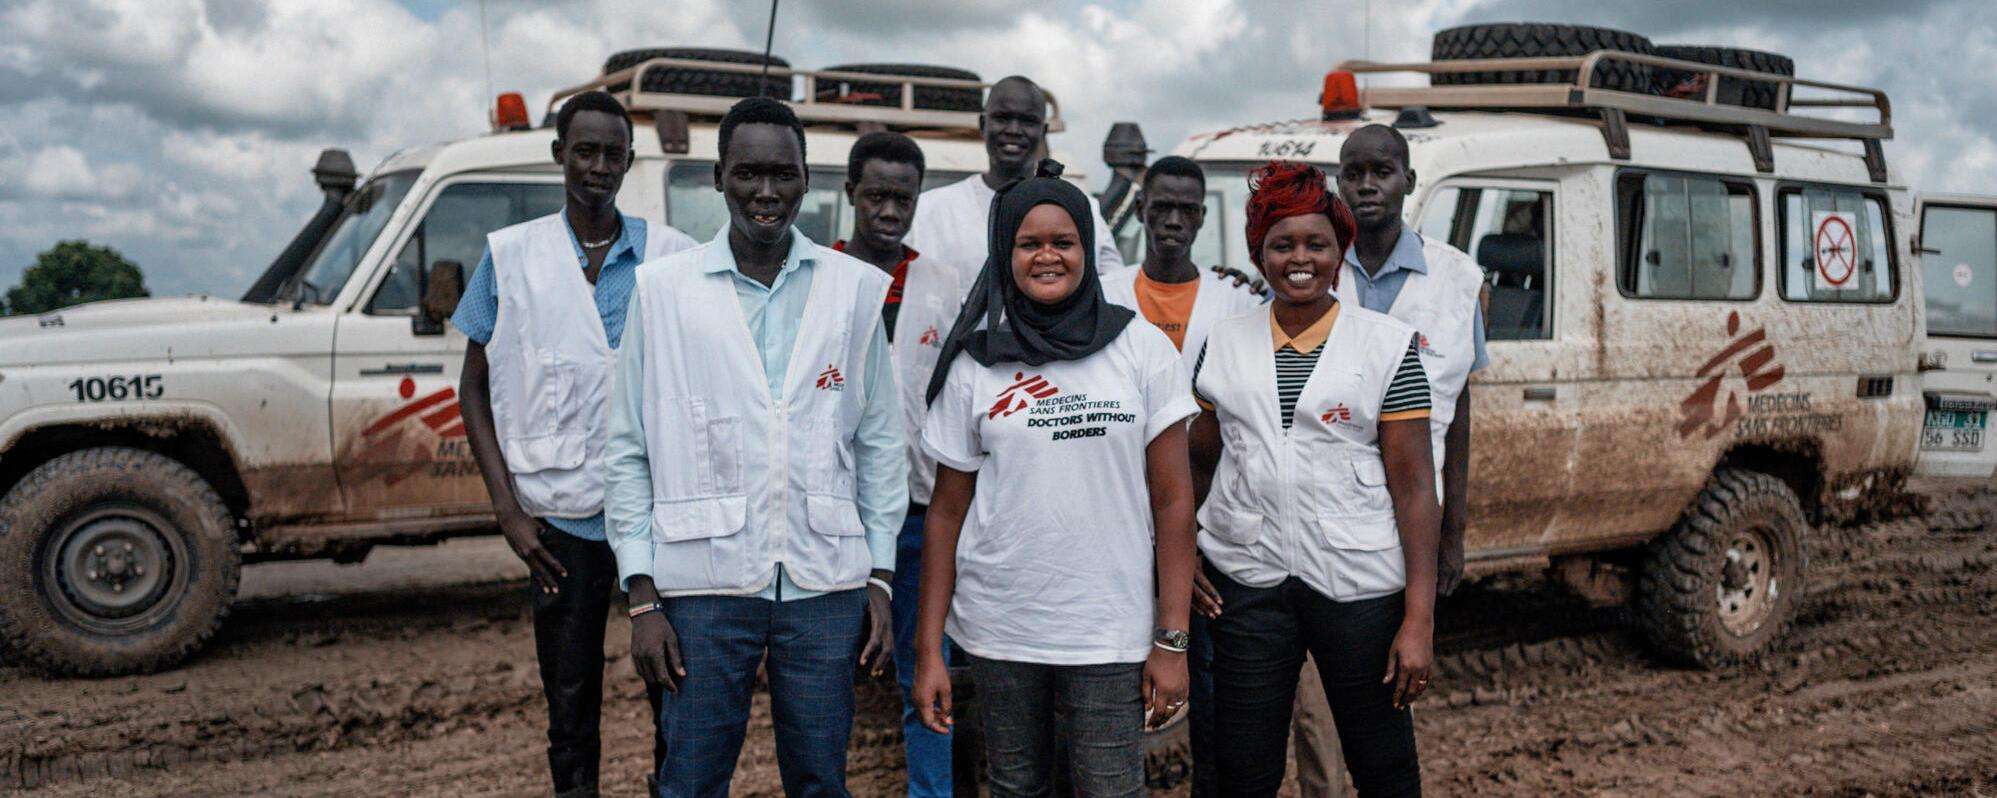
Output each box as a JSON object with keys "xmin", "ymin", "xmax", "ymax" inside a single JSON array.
[
  {"xmin": 478, "ymin": 0, "xmax": 495, "ymax": 113},
  {"xmin": 759, "ymin": 0, "xmax": 781, "ymax": 97}
]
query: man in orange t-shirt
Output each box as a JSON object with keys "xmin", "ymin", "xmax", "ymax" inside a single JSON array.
[{"xmin": 1102, "ymin": 157, "xmax": 1263, "ymax": 371}]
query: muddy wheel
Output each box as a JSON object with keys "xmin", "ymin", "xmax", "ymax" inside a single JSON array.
[
  {"xmin": 1636, "ymin": 469, "xmax": 1806, "ymax": 669},
  {"xmin": 0, "ymin": 447, "xmax": 240, "ymax": 676}
]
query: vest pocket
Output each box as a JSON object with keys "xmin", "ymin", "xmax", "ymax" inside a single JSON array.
[
  {"xmin": 805, "ymin": 493, "xmax": 866, "ymax": 536},
  {"xmin": 691, "ymin": 409, "xmax": 744, "ymax": 495},
  {"xmin": 1197, "ymin": 502, "xmax": 1264, "ymax": 545},
  {"xmin": 650, "ymin": 495, "xmax": 748, "ymax": 542},
  {"xmin": 502, "ymin": 431, "xmax": 588, "ymax": 474}
]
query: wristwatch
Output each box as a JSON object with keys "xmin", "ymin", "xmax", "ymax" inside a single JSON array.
[{"xmin": 1154, "ymin": 628, "xmax": 1191, "ymax": 652}]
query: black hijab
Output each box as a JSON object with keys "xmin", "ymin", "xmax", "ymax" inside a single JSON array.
[{"xmin": 925, "ymin": 161, "xmax": 1134, "ymax": 404}]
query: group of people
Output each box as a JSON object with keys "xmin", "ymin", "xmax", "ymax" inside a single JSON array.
[{"xmin": 453, "ymin": 72, "xmax": 1483, "ymax": 798}]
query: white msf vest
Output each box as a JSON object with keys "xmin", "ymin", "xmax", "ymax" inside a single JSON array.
[
  {"xmin": 1336, "ymin": 235, "xmax": 1483, "ymax": 490},
  {"xmin": 633, "ymin": 243, "xmax": 890, "ymax": 595},
  {"xmin": 486, "ymin": 214, "xmax": 683, "ymax": 518},
  {"xmin": 889, "ymin": 252, "xmax": 963, "ymax": 506},
  {"xmin": 1195, "ymin": 305, "xmax": 1418, "ymax": 601}
]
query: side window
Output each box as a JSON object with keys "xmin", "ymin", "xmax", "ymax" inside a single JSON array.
[
  {"xmin": 370, "ymin": 182, "xmax": 564, "ymax": 313},
  {"xmin": 667, "ymin": 161, "xmax": 844, "ymax": 244},
  {"xmin": 1616, "ymin": 172, "xmax": 1758, "ymax": 300},
  {"xmin": 1441, "ymin": 186, "xmax": 1554, "ymax": 341},
  {"xmin": 1921, "ymin": 205, "xmax": 1997, "ymax": 337},
  {"xmin": 1779, "ymin": 186, "xmax": 1896, "ymax": 303}
]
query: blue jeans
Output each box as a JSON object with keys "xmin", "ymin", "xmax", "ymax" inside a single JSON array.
[
  {"xmin": 893, "ymin": 507, "xmax": 953, "ymax": 797},
  {"xmin": 654, "ymin": 589, "xmax": 867, "ymax": 798},
  {"xmin": 1186, "ymin": 609, "xmax": 1218, "ymax": 797}
]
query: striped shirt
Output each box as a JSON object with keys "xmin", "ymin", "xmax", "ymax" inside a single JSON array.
[{"xmin": 1194, "ymin": 303, "xmax": 1431, "ymax": 428}]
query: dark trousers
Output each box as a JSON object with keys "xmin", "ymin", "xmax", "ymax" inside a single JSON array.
[
  {"xmin": 1186, "ymin": 609, "xmax": 1219, "ymax": 797},
  {"xmin": 655, "ymin": 589, "xmax": 868, "ymax": 798},
  {"xmin": 968, "ymin": 655, "xmax": 1145, "ymax": 798},
  {"xmin": 531, "ymin": 526, "xmax": 666, "ymax": 796},
  {"xmin": 1204, "ymin": 564, "xmax": 1419, "ymax": 798}
]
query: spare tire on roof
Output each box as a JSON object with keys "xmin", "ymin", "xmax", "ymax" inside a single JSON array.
[
  {"xmin": 817, "ymin": 63, "xmax": 984, "ymax": 113},
  {"xmin": 1653, "ymin": 45, "xmax": 1795, "ymax": 111},
  {"xmin": 600, "ymin": 47, "xmax": 791, "ymax": 100},
  {"xmin": 1431, "ymin": 23, "xmax": 1656, "ymax": 95}
]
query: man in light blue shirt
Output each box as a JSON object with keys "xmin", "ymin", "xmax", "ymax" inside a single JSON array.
[{"xmin": 605, "ymin": 97, "xmax": 904, "ymax": 798}]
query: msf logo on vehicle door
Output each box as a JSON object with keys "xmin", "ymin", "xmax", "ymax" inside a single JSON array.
[{"xmin": 1677, "ymin": 311, "xmax": 1786, "ymax": 440}]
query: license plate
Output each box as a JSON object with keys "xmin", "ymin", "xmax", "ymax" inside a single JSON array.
[{"xmin": 1921, "ymin": 409, "xmax": 1986, "ymax": 452}]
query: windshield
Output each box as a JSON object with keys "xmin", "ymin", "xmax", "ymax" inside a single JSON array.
[{"xmin": 289, "ymin": 171, "xmax": 419, "ymax": 305}]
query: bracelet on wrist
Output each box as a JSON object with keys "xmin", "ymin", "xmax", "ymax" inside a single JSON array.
[
  {"xmin": 627, "ymin": 601, "xmax": 662, "ymax": 619},
  {"xmin": 866, "ymin": 576, "xmax": 894, "ymax": 601},
  {"xmin": 1153, "ymin": 640, "xmax": 1189, "ymax": 654}
]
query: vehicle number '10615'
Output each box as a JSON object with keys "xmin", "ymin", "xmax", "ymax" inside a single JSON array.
[{"xmin": 67, "ymin": 374, "xmax": 164, "ymax": 402}]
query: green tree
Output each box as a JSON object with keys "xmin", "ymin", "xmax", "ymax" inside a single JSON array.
[{"xmin": 5, "ymin": 240, "xmax": 149, "ymax": 316}]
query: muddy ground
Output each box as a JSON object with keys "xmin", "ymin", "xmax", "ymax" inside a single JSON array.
[{"xmin": 4, "ymin": 483, "xmax": 1995, "ymax": 797}]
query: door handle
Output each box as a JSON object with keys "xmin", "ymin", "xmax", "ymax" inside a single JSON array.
[
  {"xmin": 1974, "ymin": 351, "xmax": 1997, "ymax": 364},
  {"xmin": 360, "ymin": 363, "xmax": 445, "ymax": 376},
  {"xmin": 1523, "ymin": 386, "xmax": 1556, "ymax": 402}
]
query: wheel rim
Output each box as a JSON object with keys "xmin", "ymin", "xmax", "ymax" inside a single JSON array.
[
  {"xmin": 41, "ymin": 504, "xmax": 188, "ymax": 633},
  {"xmin": 1715, "ymin": 524, "xmax": 1780, "ymax": 637}
]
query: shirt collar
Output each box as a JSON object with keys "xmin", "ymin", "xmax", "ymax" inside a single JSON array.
[
  {"xmin": 1342, "ymin": 225, "xmax": 1427, "ymax": 280},
  {"xmin": 832, "ymin": 239, "xmax": 921, "ymax": 269},
  {"xmin": 700, "ymin": 225, "xmax": 820, "ymax": 275},
  {"xmin": 562, "ymin": 212, "xmax": 644, "ymax": 267},
  {"xmin": 1270, "ymin": 301, "xmax": 1340, "ymax": 353}
]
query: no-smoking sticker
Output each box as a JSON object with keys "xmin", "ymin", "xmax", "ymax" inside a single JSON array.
[{"xmin": 1812, "ymin": 211, "xmax": 1858, "ymax": 287}]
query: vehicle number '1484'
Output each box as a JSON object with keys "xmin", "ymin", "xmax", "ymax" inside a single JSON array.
[{"xmin": 67, "ymin": 374, "xmax": 164, "ymax": 402}]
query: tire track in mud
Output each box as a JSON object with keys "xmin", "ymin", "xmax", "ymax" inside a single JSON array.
[{"xmin": 5, "ymin": 490, "xmax": 1994, "ymax": 796}]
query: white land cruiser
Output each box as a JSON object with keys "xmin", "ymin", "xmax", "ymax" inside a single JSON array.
[
  {"xmin": 0, "ymin": 50, "xmax": 1059, "ymax": 676},
  {"xmin": 1156, "ymin": 23, "xmax": 1922, "ymax": 669}
]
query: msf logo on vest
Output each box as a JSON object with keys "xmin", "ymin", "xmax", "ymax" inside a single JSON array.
[
  {"xmin": 1321, "ymin": 403, "xmax": 1359, "ymax": 431},
  {"xmin": 816, "ymin": 364, "xmax": 846, "ymax": 392},
  {"xmin": 989, "ymin": 372, "xmax": 1059, "ymax": 419}
]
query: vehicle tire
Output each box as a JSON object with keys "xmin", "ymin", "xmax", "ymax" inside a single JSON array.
[
  {"xmin": 600, "ymin": 47, "xmax": 791, "ymax": 100},
  {"xmin": 0, "ymin": 447, "xmax": 241, "ymax": 676},
  {"xmin": 816, "ymin": 63, "xmax": 983, "ymax": 113},
  {"xmin": 1431, "ymin": 22, "xmax": 1656, "ymax": 94},
  {"xmin": 1636, "ymin": 468, "xmax": 1807, "ymax": 669},
  {"xmin": 1143, "ymin": 710, "xmax": 1192, "ymax": 789},
  {"xmin": 1653, "ymin": 45, "xmax": 1795, "ymax": 111}
]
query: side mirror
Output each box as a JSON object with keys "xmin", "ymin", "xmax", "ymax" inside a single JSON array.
[{"xmin": 415, "ymin": 259, "xmax": 464, "ymax": 336}]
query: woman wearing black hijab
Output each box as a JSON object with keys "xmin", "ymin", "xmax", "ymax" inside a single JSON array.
[{"xmin": 910, "ymin": 163, "xmax": 1199, "ymax": 796}]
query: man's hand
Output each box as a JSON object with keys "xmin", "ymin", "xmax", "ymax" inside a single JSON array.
[
  {"xmin": 859, "ymin": 575, "xmax": 894, "ymax": 678},
  {"xmin": 1143, "ymin": 646, "xmax": 1189, "ymax": 730},
  {"xmin": 913, "ymin": 653, "xmax": 953, "ymax": 734},
  {"xmin": 1192, "ymin": 566, "xmax": 1223, "ymax": 620},
  {"xmin": 1210, "ymin": 264, "xmax": 1268, "ymax": 297},
  {"xmin": 1437, "ymin": 524, "xmax": 1467, "ymax": 597},
  {"xmin": 499, "ymin": 513, "xmax": 565, "ymax": 594},
  {"xmin": 631, "ymin": 611, "xmax": 685, "ymax": 693}
]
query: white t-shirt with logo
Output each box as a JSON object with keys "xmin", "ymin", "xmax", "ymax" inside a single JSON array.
[{"xmin": 921, "ymin": 322, "xmax": 1197, "ymax": 665}]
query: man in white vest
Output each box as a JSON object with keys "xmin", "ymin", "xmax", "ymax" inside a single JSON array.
[
  {"xmin": 605, "ymin": 97, "xmax": 906, "ymax": 798},
  {"xmin": 830, "ymin": 130, "xmax": 960, "ymax": 798},
  {"xmin": 1277, "ymin": 123, "xmax": 1485, "ymax": 798},
  {"xmin": 903, "ymin": 75, "xmax": 1123, "ymax": 291},
  {"xmin": 452, "ymin": 90, "xmax": 696, "ymax": 798}
]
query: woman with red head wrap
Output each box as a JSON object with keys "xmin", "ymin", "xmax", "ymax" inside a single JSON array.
[{"xmin": 1185, "ymin": 161, "xmax": 1439, "ymax": 796}]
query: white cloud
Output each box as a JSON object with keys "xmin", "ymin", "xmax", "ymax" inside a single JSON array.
[{"xmin": 0, "ymin": 0, "xmax": 1992, "ymax": 301}]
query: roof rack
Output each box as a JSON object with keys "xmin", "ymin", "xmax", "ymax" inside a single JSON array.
[
  {"xmin": 1338, "ymin": 52, "xmax": 1894, "ymax": 180},
  {"xmin": 548, "ymin": 58, "xmax": 1064, "ymax": 136}
]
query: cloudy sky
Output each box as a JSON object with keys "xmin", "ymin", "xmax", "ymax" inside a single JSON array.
[{"xmin": 1, "ymin": 0, "xmax": 1992, "ymax": 299}]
